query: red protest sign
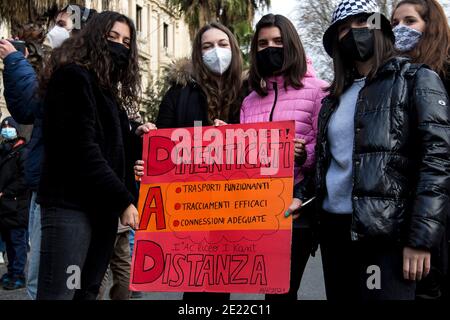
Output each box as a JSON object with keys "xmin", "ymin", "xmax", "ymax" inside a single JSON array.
[{"xmin": 130, "ymin": 121, "xmax": 295, "ymax": 294}]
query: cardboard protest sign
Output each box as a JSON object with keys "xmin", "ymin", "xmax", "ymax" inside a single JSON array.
[{"xmin": 130, "ymin": 121, "xmax": 295, "ymax": 294}]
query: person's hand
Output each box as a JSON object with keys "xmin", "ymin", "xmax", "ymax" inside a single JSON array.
[
  {"xmin": 294, "ymin": 138, "xmax": 307, "ymax": 166},
  {"xmin": 214, "ymin": 119, "xmax": 228, "ymax": 127},
  {"xmin": 0, "ymin": 192, "xmax": 3, "ymax": 198},
  {"xmin": 0, "ymin": 39, "xmax": 17, "ymax": 60},
  {"xmin": 135, "ymin": 122, "xmax": 157, "ymax": 137},
  {"xmin": 134, "ymin": 160, "xmax": 145, "ymax": 177},
  {"xmin": 121, "ymin": 204, "xmax": 140, "ymax": 229},
  {"xmin": 284, "ymin": 198, "xmax": 302, "ymax": 220},
  {"xmin": 403, "ymin": 247, "xmax": 431, "ymax": 281},
  {"xmin": 13, "ymin": 36, "xmax": 29, "ymax": 58}
]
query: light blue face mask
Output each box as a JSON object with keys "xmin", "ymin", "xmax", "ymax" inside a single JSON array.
[
  {"xmin": 393, "ymin": 24, "xmax": 423, "ymax": 52},
  {"xmin": 1, "ymin": 127, "xmax": 18, "ymax": 140}
]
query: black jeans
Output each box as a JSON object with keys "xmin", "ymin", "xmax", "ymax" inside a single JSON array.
[
  {"xmin": 36, "ymin": 206, "xmax": 118, "ymax": 300},
  {"xmin": 319, "ymin": 211, "xmax": 416, "ymax": 301},
  {"xmin": 265, "ymin": 227, "xmax": 313, "ymax": 301}
]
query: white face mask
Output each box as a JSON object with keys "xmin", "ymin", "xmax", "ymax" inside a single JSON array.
[
  {"xmin": 202, "ymin": 47, "xmax": 232, "ymax": 75},
  {"xmin": 46, "ymin": 26, "xmax": 71, "ymax": 49}
]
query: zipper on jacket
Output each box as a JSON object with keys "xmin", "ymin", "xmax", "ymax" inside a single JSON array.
[
  {"xmin": 350, "ymin": 84, "xmax": 367, "ymax": 241},
  {"xmin": 269, "ymin": 82, "xmax": 278, "ymax": 122}
]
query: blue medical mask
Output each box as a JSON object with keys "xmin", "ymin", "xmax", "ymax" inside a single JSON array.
[
  {"xmin": 1, "ymin": 127, "xmax": 17, "ymax": 140},
  {"xmin": 393, "ymin": 24, "xmax": 422, "ymax": 52}
]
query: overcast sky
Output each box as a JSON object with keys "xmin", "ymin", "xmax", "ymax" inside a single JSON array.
[
  {"xmin": 254, "ymin": 0, "xmax": 299, "ymax": 24},
  {"xmin": 255, "ymin": 0, "xmax": 450, "ymax": 25}
]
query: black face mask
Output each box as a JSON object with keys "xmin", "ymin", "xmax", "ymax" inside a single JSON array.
[
  {"xmin": 339, "ymin": 28, "xmax": 375, "ymax": 62},
  {"xmin": 256, "ymin": 47, "xmax": 284, "ymax": 77},
  {"xmin": 107, "ymin": 40, "xmax": 130, "ymax": 72}
]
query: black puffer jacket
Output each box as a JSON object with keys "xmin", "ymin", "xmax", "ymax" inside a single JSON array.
[{"xmin": 315, "ymin": 57, "xmax": 450, "ymax": 250}]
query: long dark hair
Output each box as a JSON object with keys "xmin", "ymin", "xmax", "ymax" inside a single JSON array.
[
  {"xmin": 392, "ymin": 0, "xmax": 450, "ymax": 78},
  {"xmin": 191, "ymin": 22, "xmax": 243, "ymax": 124},
  {"xmin": 328, "ymin": 15, "xmax": 397, "ymax": 99},
  {"xmin": 39, "ymin": 11, "xmax": 141, "ymax": 116},
  {"xmin": 249, "ymin": 14, "xmax": 307, "ymax": 97}
]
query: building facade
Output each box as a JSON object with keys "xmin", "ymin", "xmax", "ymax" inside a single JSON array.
[{"xmin": 0, "ymin": 0, "xmax": 192, "ymax": 120}]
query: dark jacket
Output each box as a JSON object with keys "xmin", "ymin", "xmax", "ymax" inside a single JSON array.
[
  {"xmin": 2, "ymin": 51, "xmax": 44, "ymax": 191},
  {"xmin": 315, "ymin": 57, "xmax": 450, "ymax": 251},
  {"xmin": 441, "ymin": 69, "xmax": 450, "ymax": 243},
  {"xmin": 156, "ymin": 59, "xmax": 241, "ymax": 129},
  {"xmin": 0, "ymin": 138, "xmax": 29, "ymax": 230},
  {"xmin": 37, "ymin": 64, "xmax": 138, "ymax": 216},
  {"xmin": 442, "ymin": 66, "xmax": 450, "ymax": 97}
]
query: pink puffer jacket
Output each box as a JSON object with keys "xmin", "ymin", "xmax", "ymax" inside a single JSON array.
[{"xmin": 240, "ymin": 59, "xmax": 328, "ymax": 185}]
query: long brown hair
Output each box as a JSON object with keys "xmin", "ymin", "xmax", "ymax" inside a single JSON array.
[
  {"xmin": 249, "ymin": 14, "xmax": 307, "ymax": 97},
  {"xmin": 392, "ymin": 0, "xmax": 450, "ymax": 78},
  {"xmin": 191, "ymin": 23, "xmax": 243, "ymax": 124},
  {"xmin": 328, "ymin": 15, "xmax": 397, "ymax": 99},
  {"xmin": 39, "ymin": 11, "xmax": 141, "ymax": 116}
]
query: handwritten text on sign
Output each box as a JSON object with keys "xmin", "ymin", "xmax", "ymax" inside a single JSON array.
[{"xmin": 130, "ymin": 121, "xmax": 295, "ymax": 294}]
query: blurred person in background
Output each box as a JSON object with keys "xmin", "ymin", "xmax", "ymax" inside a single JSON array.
[{"xmin": 0, "ymin": 117, "xmax": 29, "ymax": 290}]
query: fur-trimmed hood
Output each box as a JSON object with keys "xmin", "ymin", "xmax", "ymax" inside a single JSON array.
[{"xmin": 165, "ymin": 58, "xmax": 196, "ymax": 87}]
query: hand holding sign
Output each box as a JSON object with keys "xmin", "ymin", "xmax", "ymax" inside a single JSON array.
[
  {"xmin": 121, "ymin": 204, "xmax": 140, "ymax": 229},
  {"xmin": 134, "ymin": 160, "xmax": 145, "ymax": 177},
  {"xmin": 135, "ymin": 122, "xmax": 157, "ymax": 137},
  {"xmin": 294, "ymin": 138, "xmax": 307, "ymax": 166},
  {"xmin": 213, "ymin": 119, "xmax": 228, "ymax": 127}
]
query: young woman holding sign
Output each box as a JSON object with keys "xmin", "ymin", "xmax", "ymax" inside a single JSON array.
[
  {"xmin": 136, "ymin": 17, "xmax": 327, "ymax": 300},
  {"xmin": 135, "ymin": 22, "xmax": 245, "ymax": 301},
  {"xmin": 37, "ymin": 11, "xmax": 145, "ymax": 300},
  {"xmin": 239, "ymin": 14, "xmax": 328, "ymax": 301},
  {"xmin": 315, "ymin": 0, "xmax": 450, "ymax": 300}
]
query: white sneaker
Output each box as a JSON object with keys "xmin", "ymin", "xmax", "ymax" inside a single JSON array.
[{"xmin": 0, "ymin": 252, "xmax": 5, "ymax": 264}]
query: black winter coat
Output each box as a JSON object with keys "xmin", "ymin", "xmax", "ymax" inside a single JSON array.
[
  {"xmin": 315, "ymin": 57, "xmax": 450, "ymax": 251},
  {"xmin": 156, "ymin": 59, "xmax": 243, "ymax": 129},
  {"xmin": 37, "ymin": 64, "xmax": 138, "ymax": 216},
  {"xmin": 0, "ymin": 139, "xmax": 29, "ymax": 229},
  {"xmin": 156, "ymin": 83, "xmax": 241, "ymax": 129}
]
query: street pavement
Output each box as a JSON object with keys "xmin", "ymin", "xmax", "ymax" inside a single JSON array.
[{"xmin": 0, "ymin": 249, "xmax": 326, "ymax": 300}]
